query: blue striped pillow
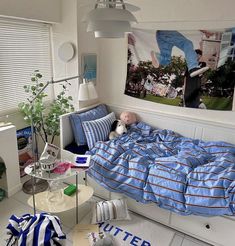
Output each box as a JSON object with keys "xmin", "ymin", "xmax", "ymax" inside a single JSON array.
[
  {"xmin": 69, "ymin": 104, "xmax": 108, "ymax": 145},
  {"xmin": 82, "ymin": 112, "xmax": 116, "ymax": 149}
]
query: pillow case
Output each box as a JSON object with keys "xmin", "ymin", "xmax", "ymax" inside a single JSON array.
[
  {"xmin": 82, "ymin": 112, "xmax": 116, "ymax": 150},
  {"xmin": 69, "ymin": 104, "xmax": 108, "ymax": 146},
  {"xmin": 91, "ymin": 198, "xmax": 130, "ymax": 224}
]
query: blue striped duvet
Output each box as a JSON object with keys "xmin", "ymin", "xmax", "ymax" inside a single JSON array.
[{"xmin": 87, "ymin": 122, "xmax": 235, "ymax": 216}]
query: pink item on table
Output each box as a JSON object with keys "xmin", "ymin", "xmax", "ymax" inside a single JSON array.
[{"xmin": 52, "ymin": 162, "xmax": 73, "ymax": 174}]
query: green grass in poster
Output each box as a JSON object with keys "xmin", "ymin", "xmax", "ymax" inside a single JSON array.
[
  {"xmin": 142, "ymin": 95, "xmax": 232, "ymax": 110},
  {"xmin": 202, "ymin": 96, "xmax": 232, "ymax": 110},
  {"xmin": 143, "ymin": 95, "xmax": 181, "ymax": 106}
]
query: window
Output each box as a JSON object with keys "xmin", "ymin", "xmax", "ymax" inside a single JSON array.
[{"xmin": 0, "ymin": 18, "xmax": 52, "ymax": 114}]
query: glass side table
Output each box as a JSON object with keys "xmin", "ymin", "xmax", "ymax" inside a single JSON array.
[{"xmin": 24, "ymin": 162, "xmax": 93, "ymax": 224}]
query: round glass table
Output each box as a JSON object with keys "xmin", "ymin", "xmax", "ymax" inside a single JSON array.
[{"xmin": 24, "ymin": 162, "xmax": 93, "ymax": 224}]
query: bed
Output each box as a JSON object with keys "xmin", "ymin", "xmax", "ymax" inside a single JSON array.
[{"xmin": 60, "ymin": 103, "xmax": 235, "ymax": 246}]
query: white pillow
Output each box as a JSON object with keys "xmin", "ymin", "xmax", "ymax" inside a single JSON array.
[{"xmin": 91, "ymin": 199, "xmax": 131, "ymax": 224}]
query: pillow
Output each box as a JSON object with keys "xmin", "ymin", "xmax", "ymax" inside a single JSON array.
[
  {"xmin": 82, "ymin": 112, "xmax": 116, "ymax": 150},
  {"xmin": 91, "ymin": 199, "xmax": 130, "ymax": 224},
  {"xmin": 69, "ymin": 104, "xmax": 108, "ymax": 146}
]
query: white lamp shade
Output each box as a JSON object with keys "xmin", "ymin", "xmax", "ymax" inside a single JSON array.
[
  {"xmin": 82, "ymin": 1, "xmax": 138, "ymax": 39},
  {"xmin": 83, "ymin": 8, "xmax": 137, "ymax": 23},
  {"xmin": 87, "ymin": 20, "xmax": 131, "ymax": 38},
  {"xmin": 87, "ymin": 82, "xmax": 98, "ymax": 99},
  {"xmin": 78, "ymin": 83, "xmax": 89, "ymax": 101},
  {"xmin": 78, "ymin": 80, "xmax": 98, "ymax": 101},
  {"xmin": 94, "ymin": 31, "xmax": 125, "ymax": 38},
  {"xmin": 87, "ymin": 20, "xmax": 131, "ymax": 32}
]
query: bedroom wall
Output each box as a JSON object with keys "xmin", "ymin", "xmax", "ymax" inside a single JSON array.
[
  {"xmin": 76, "ymin": 0, "xmax": 99, "ymax": 109},
  {"xmin": 51, "ymin": 0, "xmax": 79, "ymax": 108},
  {"xmin": 91, "ymin": 0, "xmax": 235, "ymax": 126},
  {"xmin": 0, "ymin": 0, "xmax": 61, "ymax": 23}
]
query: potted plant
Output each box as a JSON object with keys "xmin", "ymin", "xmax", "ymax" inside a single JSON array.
[{"xmin": 18, "ymin": 70, "xmax": 74, "ymax": 145}]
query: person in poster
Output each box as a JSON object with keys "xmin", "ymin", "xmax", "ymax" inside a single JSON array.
[
  {"xmin": 150, "ymin": 30, "xmax": 209, "ymax": 77},
  {"xmin": 183, "ymin": 49, "xmax": 207, "ymax": 108}
]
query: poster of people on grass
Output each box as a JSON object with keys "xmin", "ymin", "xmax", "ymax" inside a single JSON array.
[{"xmin": 125, "ymin": 28, "xmax": 235, "ymax": 110}]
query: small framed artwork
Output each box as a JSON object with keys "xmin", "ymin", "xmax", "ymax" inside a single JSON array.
[{"xmin": 81, "ymin": 53, "xmax": 97, "ymax": 83}]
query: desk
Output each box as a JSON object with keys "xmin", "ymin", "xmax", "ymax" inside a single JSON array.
[{"xmin": 25, "ymin": 163, "xmax": 93, "ymax": 223}]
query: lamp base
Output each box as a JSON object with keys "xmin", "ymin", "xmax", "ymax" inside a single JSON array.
[{"xmin": 22, "ymin": 178, "xmax": 49, "ymax": 194}]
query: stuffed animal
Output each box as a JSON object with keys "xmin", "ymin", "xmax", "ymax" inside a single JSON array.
[
  {"xmin": 109, "ymin": 120, "xmax": 127, "ymax": 140},
  {"xmin": 120, "ymin": 111, "xmax": 137, "ymax": 125},
  {"xmin": 88, "ymin": 231, "xmax": 114, "ymax": 246}
]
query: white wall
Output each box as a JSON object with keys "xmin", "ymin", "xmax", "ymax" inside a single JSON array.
[
  {"xmin": 0, "ymin": 0, "xmax": 61, "ymax": 23},
  {"xmin": 93, "ymin": 0, "xmax": 235, "ymax": 126},
  {"xmin": 51, "ymin": 0, "xmax": 79, "ymax": 108},
  {"xmin": 76, "ymin": 0, "xmax": 100, "ymax": 109},
  {"xmin": 130, "ymin": 0, "xmax": 235, "ymax": 30}
]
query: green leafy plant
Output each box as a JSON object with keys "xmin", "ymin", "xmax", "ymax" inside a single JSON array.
[{"xmin": 18, "ymin": 70, "xmax": 74, "ymax": 144}]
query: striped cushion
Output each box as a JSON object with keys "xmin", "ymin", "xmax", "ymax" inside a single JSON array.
[
  {"xmin": 82, "ymin": 112, "xmax": 116, "ymax": 150},
  {"xmin": 69, "ymin": 104, "xmax": 108, "ymax": 146},
  {"xmin": 91, "ymin": 199, "xmax": 130, "ymax": 224}
]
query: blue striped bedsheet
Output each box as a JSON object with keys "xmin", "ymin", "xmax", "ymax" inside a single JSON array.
[{"xmin": 87, "ymin": 122, "xmax": 235, "ymax": 216}]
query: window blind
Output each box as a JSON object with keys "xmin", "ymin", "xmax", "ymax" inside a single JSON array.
[{"xmin": 0, "ymin": 18, "xmax": 52, "ymax": 113}]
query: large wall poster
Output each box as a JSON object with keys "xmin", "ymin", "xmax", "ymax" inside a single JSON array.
[{"xmin": 125, "ymin": 28, "xmax": 235, "ymax": 110}]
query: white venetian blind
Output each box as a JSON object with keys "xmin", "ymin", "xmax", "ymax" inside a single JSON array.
[{"xmin": 0, "ymin": 18, "xmax": 52, "ymax": 113}]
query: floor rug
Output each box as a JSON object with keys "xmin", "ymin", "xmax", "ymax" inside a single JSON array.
[{"xmin": 80, "ymin": 211, "xmax": 175, "ymax": 246}]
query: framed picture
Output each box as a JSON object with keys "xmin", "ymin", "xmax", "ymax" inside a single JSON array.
[{"xmin": 81, "ymin": 53, "xmax": 97, "ymax": 83}]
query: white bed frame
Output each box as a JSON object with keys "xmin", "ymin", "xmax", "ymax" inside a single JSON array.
[{"xmin": 60, "ymin": 103, "xmax": 235, "ymax": 246}]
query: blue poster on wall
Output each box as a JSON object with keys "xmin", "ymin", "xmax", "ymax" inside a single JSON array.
[
  {"xmin": 125, "ymin": 28, "xmax": 235, "ymax": 110},
  {"xmin": 82, "ymin": 53, "xmax": 97, "ymax": 82}
]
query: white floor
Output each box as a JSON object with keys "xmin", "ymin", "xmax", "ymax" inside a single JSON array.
[{"xmin": 0, "ymin": 188, "xmax": 212, "ymax": 246}]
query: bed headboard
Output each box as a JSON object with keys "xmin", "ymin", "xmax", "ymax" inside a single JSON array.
[{"xmin": 60, "ymin": 103, "xmax": 235, "ymax": 150}]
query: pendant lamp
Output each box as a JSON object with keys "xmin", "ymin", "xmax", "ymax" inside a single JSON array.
[{"xmin": 83, "ymin": 0, "xmax": 139, "ymax": 38}]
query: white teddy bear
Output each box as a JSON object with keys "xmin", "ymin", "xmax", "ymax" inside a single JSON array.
[{"xmin": 109, "ymin": 120, "xmax": 127, "ymax": 140}]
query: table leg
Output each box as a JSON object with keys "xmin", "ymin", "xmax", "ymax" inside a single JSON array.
[
  {"xmin": 76, "ymin": 172, "xmax": 78, "ymax": 224},
  {"xmin": 32, "ymin": 176, "xmax": 36, "ymax": 215},
  {"xmin": 85, "ymin": 171, "xmax": 87, "ymax": 186}
]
